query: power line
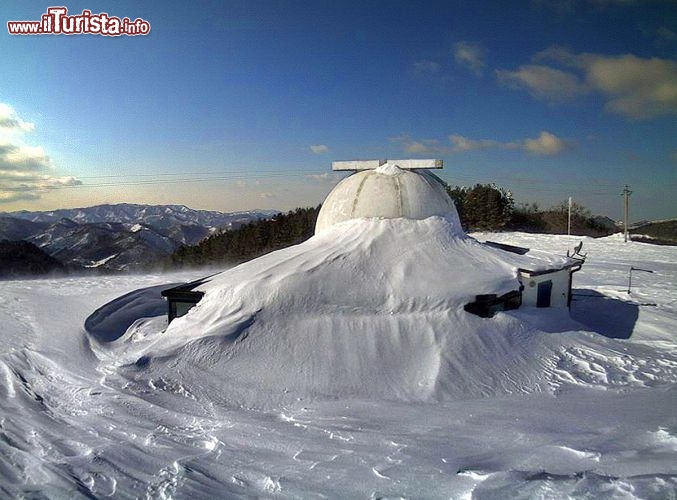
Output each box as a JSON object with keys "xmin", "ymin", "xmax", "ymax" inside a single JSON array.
[
  {"xmin": 64, "ymin": 166, "xmax": 662, "ymax": 192},
  {"xmin": 68, "ymin": 165, "xmax": 654, "ymax": 189},
  {"xmin": 62, "ymin": 170, "xmax": 337, "ymax": 188},
  {"xmin": 62, "ymin": 173, "xmax": 622, "ymax": 197},
  {"xmin": 53, "ymin": 167, "xmax": 648, "ymax": 203},
  {"xmin": 74, "ymin": 168, "xmax": 319, "ymax": 180}
]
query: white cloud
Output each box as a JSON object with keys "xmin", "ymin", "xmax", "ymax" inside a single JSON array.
[
  {"xmin": 453, "ymin": 41, "xmax": 486, "ymax": 76},
  {"xmin": 0, "ymin": 142, "xmax": 52, "ymax": 171},
  {"xmin": 449, "ymin": 135, "xmax": 517, "ymax": 152},
  {"xmin": 450, "ymin": 132, "xmax": 564, "ymax": 155},
  {"xmin": 585, "ymin": 54, "xmax": 677, "ymax": 119},
  {"xmin": 0, "ymin": 103, "xmax": 35, "ymax": 133},
  {"xmin": 499, "ymin": 47, "xmax": 677, "ymax": 119},
  {"xmin": 411, "ymin": 60, "xmax": 441, "ymax": 75},
  {"xmin": 390, "ymin": 135, "xmax": 444, "ymax": 154},
  {"xmin": 496, "ymin": 64, "xmax": 588, "ymax": 102},
  {"xmin": 523, "ymin": 131, "xmax": 567, "ymax": 155},
  {"xmin": 393, "ymin": 131, "xmax": 567, "ymax": 156},
  {"xmin": 0, "ymin": 103, "xmax": 81, "ymax": 203},
  {"xmin": 310, "ymin": 144, "xmax": 329, "ymax": 154},
  {"xmin": 405, "ymin": 141, "xmax": 432, "ymax": 154},
  {"xmin": 0, "ymin": 170, "xmax": 80, "ymax": 203},
  {"xmin": 306, "ymin": 172, "xmax": 343, "ymax": 183},
  {"xmin": 306, "ymin": 172, "xmax": 330, "ymax": 180}
]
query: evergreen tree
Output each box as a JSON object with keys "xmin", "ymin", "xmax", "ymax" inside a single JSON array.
[
  {"xmin": 509, "ymin": 200, "xmax": 613, "ymax": 237},
  {"xmin": 445, "ymin": 183, "xmax": 514, "ymax": 231},
  {"xmin": 169, "ymin": 206, "xmax": 321, "ymax": 268}
]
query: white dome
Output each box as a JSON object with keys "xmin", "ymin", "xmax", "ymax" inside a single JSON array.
[{"xmin": 315, "ymin": 163, "xmax": 461, "ymax": 234}]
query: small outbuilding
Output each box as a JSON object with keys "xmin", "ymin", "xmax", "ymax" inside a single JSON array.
[
  {"xmin": 481, "ymin": 240, "xmax": 584, "ymax": 314},
  {"xmin": 519, "ymin": 266, "xmax": 578, "ymax": 308},
  {"xmin": 161, "ymin": 276, "xmax": 210, "ymax": 323}
]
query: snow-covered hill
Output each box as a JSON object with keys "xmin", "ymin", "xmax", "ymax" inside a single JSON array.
[
  {"xmin": 26, "ymin": 220, "xmax": 178, "ymax": 271},
  {"xmin": 0, "ymin": 216, "xmax": 50, "ymax": 241},
  {"xmin": 0, "ymin": 204, "xmax": 279, "ymax": 272},
  {"xmin": 5, "ymin": 203, "xmax": 279, "ymax": 239},
  {"xmin": 0, "ymin": 225, "xmax": 676, "ymax": 498}
]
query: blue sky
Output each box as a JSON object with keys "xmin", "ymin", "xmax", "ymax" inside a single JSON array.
[{"xmin": 1, "ymin": 0, "xmax": 676, "ymax": 221}]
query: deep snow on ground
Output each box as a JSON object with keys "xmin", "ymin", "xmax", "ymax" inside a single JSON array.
[
  {"xmin": 117, "ymin": 217, "xmax": 583, "ymax": 408},
  {"xmin": 0, "ymin": 226, "xmax": 676, "ymax": 499}
]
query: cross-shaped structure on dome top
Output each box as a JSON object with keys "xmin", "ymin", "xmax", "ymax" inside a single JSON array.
[{"xmin": 331, "ymin": 159, "xmax": 443, "ymax": 171}]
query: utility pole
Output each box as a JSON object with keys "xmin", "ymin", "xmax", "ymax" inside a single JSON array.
[
  {"xmin": 621, "ymin": 185, "xmax": 632, "ymax": 243},
  {"xmin": 567, "ymin": 196, "xmax": 572, "ymax": 236}
]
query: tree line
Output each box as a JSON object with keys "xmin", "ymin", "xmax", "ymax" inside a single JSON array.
[
  {"xmin": 170, "ymin": 206, "xmax": 320, "ymax": 268},
  {"xmin": 445, "ymin": 184, "xmax": 615, "ymax": 237},
  {"xmin": 169, "ymin": 183, "xmax": 616, "ymax": 269}
]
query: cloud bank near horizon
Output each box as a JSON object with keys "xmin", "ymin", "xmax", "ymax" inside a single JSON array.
[
  {"xmin": 393, "ymin": 131, "xmax": 568, "ymax": 157},
  {"xmin": 0, "ymin": 103, "xmax": 81, "ymax": 204}
]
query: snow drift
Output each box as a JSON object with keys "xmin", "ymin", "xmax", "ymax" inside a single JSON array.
[
  {"xmin": 3, "ymin": 230, "xmax": 677, "ymax": 498},
  {"xmin": 88, "ymin": 215, "xmax": 618, "ymax": 408}
]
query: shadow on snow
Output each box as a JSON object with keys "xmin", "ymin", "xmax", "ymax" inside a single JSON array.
[{"xmin": 570, "ymin": 289, "xmax": 639, "ymax": 340}]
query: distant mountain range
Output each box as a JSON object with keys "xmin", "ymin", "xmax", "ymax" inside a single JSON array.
[{"xmin": 0, "ymin": 203, "xmax": 278, "ymax": 274}]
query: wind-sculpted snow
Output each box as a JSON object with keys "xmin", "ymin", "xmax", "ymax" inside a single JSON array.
[
  {"xmin": 107, "ymin": 216, "xmax": 583, "ymax": 407},
  {"xmin": 84, "ymin": 283, "xmax": 179, "ymax": 342},
  {"xmin": 1, "ymin": 226, "xmax": 676, "ymax": 498}
]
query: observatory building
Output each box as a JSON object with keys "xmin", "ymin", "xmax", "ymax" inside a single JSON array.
[
  {"xmin": 159, "ymin": 159, "xmax": 583, "ymax": 323},
  {"xmin": 86, "ymin": 159, "xmax": 596, "ymax": 408}
]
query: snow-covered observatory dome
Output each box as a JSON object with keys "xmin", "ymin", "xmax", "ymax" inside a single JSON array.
[
  {"xmin": 88, "ymin": 157, "xmax": 583, "ymax": 408},
  {"xmin": 315, "ymin": 162, "xmax": 461, "ymax": 234}
]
